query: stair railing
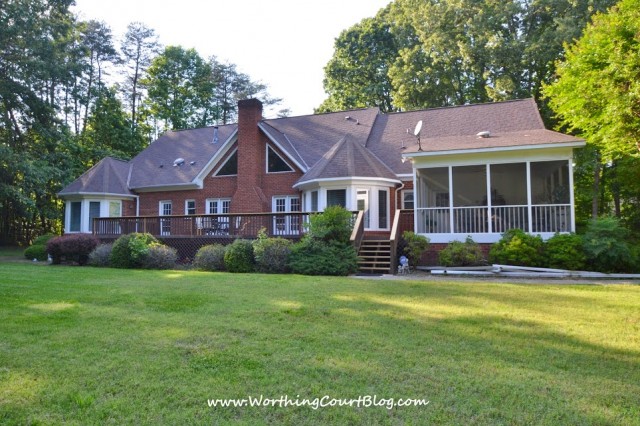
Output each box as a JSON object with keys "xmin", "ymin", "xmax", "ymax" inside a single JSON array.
[{"xmin": 349, "ymin": 210, "xmax": 365, "ymax": 253}]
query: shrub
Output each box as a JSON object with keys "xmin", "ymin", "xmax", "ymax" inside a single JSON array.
[
  {"xmin": 401, "ymin": 231, "xmax": 430, "ymax": 267},
  {"xmin": 289, "ymin": 238, "xmax": 357, "ymax": 276},
  {"xmin": 32, "ymin": 234, "xmax": 56, "ymax": 246},
  {"xmin": 142, "ymin": 244, "xmax": 177, "ymax": 270},
  {"xmin": 46, "ymin": 234, "xmax": 100, "ymax": 265},
  {"xmin": 24, "ymin": 244, "xmax": 48, "ymax": 261},
  {"xmin": 253, "ymin": 228, "xmax": 292, "ymax": 273},
  {"xmin": 544, "ymin": 233, "xmax": 586, "ymax": 271},
  {"xmin": 88, "ymin": 244, "xmax": 113, "ymax": 267},
  {"xmin": 307, "ymin": 206, "xmax": 354, "ymax": 244},
  {"xmin": 438, "ymin": 236, "xmax": 486, "ymax": 267},
  {"xmin": 193, "ymin": 244, "xmax": 227, "ymax": 271},
  {"xmin": 223, "ymin": 239, "xmax": 255, "ymax": 273},
  {"xmin": 110, "ymin": 233, "xmax": 159, "ymax": 269},
  {"xmin": 582, "ymin": 217, "xmax": 635, "ymax": 272},
  {"xmin": 489, "ymin": 229, "xmax": 544, "ymax": 267}
]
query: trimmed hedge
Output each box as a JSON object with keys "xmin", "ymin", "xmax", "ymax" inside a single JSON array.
[
  {"xmin": 46, "ymin": 234, "xmax": 100, "ymax": 265},
  {"xmin": 142, "ymin": 244, "xmax": 177, "ymax": 270},
  {"xmin": 110, "ymin": 233, "xmax": 159, "ymax": 269},
  {"xmin": 193, "ymin": 244, "xmax": 227, "ymax": 271},
  {"xmin": 24, "ymin": 245, "xmax": 48, "ymax": 261},
  {"xmin": 489, "ymin": 229, "xmax": 544, "ymax": 267},
  {"xmin": 439, "ymin": 236, "xmax": 485, "ymax": 267},
  {"xmin": 544, "ymin": 233, "xmax": 586, "ymax": 270},
  {"xmin": 253, "ymin": 229, "xmax": 292, "ymax": 273},
  {"xmin": 223, "ymin": 239, "xmax": 255, "ymax": 273},
  {"xmin": 89, "ymin": 244, "xmax": 113, "ymax": 267}
]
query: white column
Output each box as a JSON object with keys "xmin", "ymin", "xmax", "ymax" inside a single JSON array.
[
  {"xmin": 568, "ymin": 158, "xmax": 576, "ymax": 232},
  {"xmin": 526, "ymin": 161, "xmax": 532, "ymax": 233}
]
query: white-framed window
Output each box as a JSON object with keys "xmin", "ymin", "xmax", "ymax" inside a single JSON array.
[
  {"xmin": 378, "ymin": 189, "xmax": 389, "ymax": 229},
  {"xmin": 402, "ymin": 190, "xmax": 414, "ymax": 210},
  {"xmin": 266, "ymin": 145, "xmax": 294, "ymax": 173},
  {"xmin": 185, "ymin": 199, "xmax": 196, "ymax": 215},
  {"xmin": 206, "ymin": 198, "xmax": 231, "ymax": 215},
  {"xmin": 326, "ymin": 189, "xmax": 347, "ymax": 207},
  {"xmin": 272, "ymin": 195, "xmax": 301, "ymax": 235},
  {"xmin": 69, "ymin": 201, "xmax": 81, "ymax": 232},
  {"xmin": 214, "ymin": 149, "xmax": 238, "ymax": 176}
]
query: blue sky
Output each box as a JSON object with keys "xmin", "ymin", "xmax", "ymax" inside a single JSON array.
[{"xmin": 72, "ymin": 0, "xmax": 391, "ymax": 117}]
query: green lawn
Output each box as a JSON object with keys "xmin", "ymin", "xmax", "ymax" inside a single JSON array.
[{"xmin": 0, "ymin": 263, "xmax": 638, "ymax": 425}]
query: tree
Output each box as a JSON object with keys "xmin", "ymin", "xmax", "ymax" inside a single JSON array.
[
  {"xmin": 317, "ymin": 17, "xmax": 398, "ymax": 113},
  {"xmin": 544, "ymin": 0, "xmax": 640, "ymax": 159},
  {"xmin": 141, "ymin": 46, "xmax": 213, "ymax": 130},
  {"xmin": 121, "ymin": 22, "xmax": 160, "ymax": 130},
  {"xmin": 319, "ymin": 0, "xmax": 615, "ymax": 117}
]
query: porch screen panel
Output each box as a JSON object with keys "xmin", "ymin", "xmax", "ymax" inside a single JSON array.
[
  {"xmin": 490, "ymin": 163, "xmax": 528, "ymax": 233},
  {"xmin": 530, "ymin": 160, "xmax": 571, "ymax": 233},
  {"xmin": 327, "ymin": 189, "xmax": 346, "ymax": 207},
  {"xmin": 452, "ymin": 165, "xmax": 487, "ymax": 233},
  {"xmin": 417, "ymin": 167, "xmax": 449, "ymax": 233}
]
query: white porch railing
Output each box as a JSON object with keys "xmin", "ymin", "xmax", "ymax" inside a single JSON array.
[{"xmin": 416, "ymin": 204, "xmax": 571, "ymax": 234}]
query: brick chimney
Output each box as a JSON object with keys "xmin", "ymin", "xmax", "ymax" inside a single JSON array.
[{"xmin": 232, "ymin": 99, "xmax": 268, "ymax": 213}]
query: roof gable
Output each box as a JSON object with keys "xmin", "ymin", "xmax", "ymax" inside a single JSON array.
[
  {"xmin": 296, "ymin": 135, "xmax": 399, "ymax": 186},
  {"xmin": 59, "ymin": 157, "xmax": 132, "ymax": 197}
]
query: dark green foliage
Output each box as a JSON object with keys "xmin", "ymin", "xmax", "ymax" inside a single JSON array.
[
  {"xmin": 223, "ymin": 239, "xmax": 255, "ymax": 273},
  {"xmin": 288, "ymin": 238, "xmax": 357, "ymax": 276},
  {"xmin": 88, "ymin": 243, "xmax": 113, "ymax": 267},
  {"xmin": 489, "ymin": 229, "xmax": 544, "ymax": 267},
  {"xmin": 109, "ymin": 233, "xmax": 159, "ymax": 269},
  {"xmin": 46, "ymin": 234, "xmax": 100, "ymax": 266},
  {"xmin": 142, "ymin": 244, "xmax": 177, "ymax": 270},
  {"xmin": 401, "ymin": 231, "xmax": 430, "ymax": 267},
  {"xmin": 32, "ymin": 234, "xmax": 56, "ymax": 246},
  {"xmin": 252, "ymin": 229, "xmax": 292, "ymax": 273},
  {"xmin": 582, "ymin": 217, "xmax": 635, "ymax": 273},
  {"xmin": 24, "ymin": 245, "xmax": 48, "ymax": 261},
  {"xmin": 193, "ymin": 244, "xmax": 227, "ymax": 272},
  {"xmin": 289, "ymin": 207, "xmax": 357, "ymax": 275},
  {"xmin": 438, "ymin": 236, "xmax": 485, "ymax": 267},
  {"xmin": 307, "ymin": 206, "xmax": 354, "ymax": 244},
  {"xmin": 544, "ymin": 233, "xmax": 586, "ymax": 271}
]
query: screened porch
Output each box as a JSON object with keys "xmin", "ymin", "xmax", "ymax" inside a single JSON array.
[{"xmin": 414, "ymin": 160, "xmax": 574, "ymax": 241}]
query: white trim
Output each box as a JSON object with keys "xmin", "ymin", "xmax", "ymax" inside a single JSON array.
[
  {"xmin": 193, "ymin": 129, "xmax": 238, "ymax": 183},
  {"xmin": 205, "ymin": 198, "xmax": 231, "ymax": 214},
  {"xmin": 401, "ymin": 189, "xmax": 414, "ymax": 210},
  {"xmin": 402, "ymin": 141, "xmax": 585, "ymax": 160},
  {"xmin": 258, "ymin": 123, "xmax": 308, "ymax": 172},
  {"xmin": 59, "ymin": 192, "xmax": 136, "ymax": 200},
  {"xmin": 132, "ymin": 183, "xmax": 201, "ymax": 192},
  {"xmin": 212, "ymin": 148, "xmax": 238, "ymax": 177},
  {"xmin": 294, "ymin": 176, "xmax": 401, "ymax": 189},
  {"xmin": 266, "ymin": 144, "xmax": 295, "ymax": 174}
]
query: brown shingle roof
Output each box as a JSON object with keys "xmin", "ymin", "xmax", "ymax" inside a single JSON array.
[
  {"xmin": 128, "ymin": 124, "xmax": 237, "ymax": 189},
  {"xmin": 296, "ymin": 135, "xmax": 399, "ymax": 186},
  {"xmin": 59, "ymin": 157, "xmax": 133, "ymax": 197}
]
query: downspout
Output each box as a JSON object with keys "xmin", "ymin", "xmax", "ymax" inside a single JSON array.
[{"xmin": 395, "ymin": 182, "xmax": 405, "ymax": 211}]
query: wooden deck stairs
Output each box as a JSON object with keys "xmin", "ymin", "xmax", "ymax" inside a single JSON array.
[{"xmin": 357, "ymin": 239, "xmax": 392, "ymax": 274}]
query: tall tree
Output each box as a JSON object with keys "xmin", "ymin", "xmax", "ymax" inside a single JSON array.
[
  {"xmin": 141, "ymin": 46, "xmax": 213, "ymax": 130},
  {"xmin": 317, "ymin": 17, "xmax": 398, "ymax": 113},
  {"xmin": 544, "ymin": 0, "xmax": 640, "ymax": 227},
  {"xmin": 120, "ymin": 22, "xmax": 160, "ymax": 130},
  {"xmin": 319, "ymin": 0, "xmax": 615, "ymax": 117}
]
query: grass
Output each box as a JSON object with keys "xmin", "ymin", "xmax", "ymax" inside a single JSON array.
[
  {"xmin": 0, "ymin": 246, "xmax": 23, "ymax": 258},
  {"xmin": 0, "ymin": 262, "xmax": 638, "ymax": 425}
]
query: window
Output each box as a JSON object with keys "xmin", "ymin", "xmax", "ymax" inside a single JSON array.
[
  {"xmin": 357, "ymin": 190, "xmax": 369, "ymax": 228},
  {"xmin": 378, "ymin": 190, "xmax": 388, "ymax": 229},
  {"xmin": 327, "ymin": 189, "xmax": 346, "ymax": 208},
  {"xmin": 273, "ymin": 196, "xmax": 301, "ymax": 235},
  {"xmin": 267, "ymin": 146, "xmax": 293, "ymax": 173},
  {"xmin": 206, "ymin": 198, "xmax": 230, "ymax": 215},
  {"xmin": 215, "ymin": 150, "xmax": 237, "ymax": 176},
  {"xmin": 88, "ymin": 201, "xmax": 101, "ymax": 232},
  {"xmin": 185, "ymin": 200, "xmax": 196, "ymax": 215},
  {"xmin": 109, "ymin": 201, "xmax": 121, "ymax": 217},
  {"xmin": 70, "ymin": 201, "xmax": 81, "ymax": 232},
  {"xmin": 402, "ymin": 190, "xmax": 414, "ymax": 210},
  {"xmin": 159, "ymin": 201, "xmax": 172, "ymax": 236},
  {"xmin": 311, "ymin": 191, "xmax": 318, "ymax": 212}
]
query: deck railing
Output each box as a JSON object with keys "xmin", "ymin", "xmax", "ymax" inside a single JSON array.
[
  {"xmin": 94, "ymin": 212, "xmax": 314, "ymax": 239},
  {"xmin": 415, "ymin": 204, "xmax": 571, "ymax": 234}
]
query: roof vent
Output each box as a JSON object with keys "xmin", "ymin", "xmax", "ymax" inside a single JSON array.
[
  {"xmin": 345, "ymin": 115, "xmax": 350, "ymax": 120},
  {"xmin": 476, "ymin": 131, "xmax": 491, "ymax": 138},
  {"xmin": 173, "ymin": 158, "xmax": 185, "ymax": 167},
  {"xmin": 212, "ymin": 126, "xmax": 219, "ymax": 144},
  {"xmin": 189, "ymin": 161, "xmax": 196, "ymax": 166}
]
